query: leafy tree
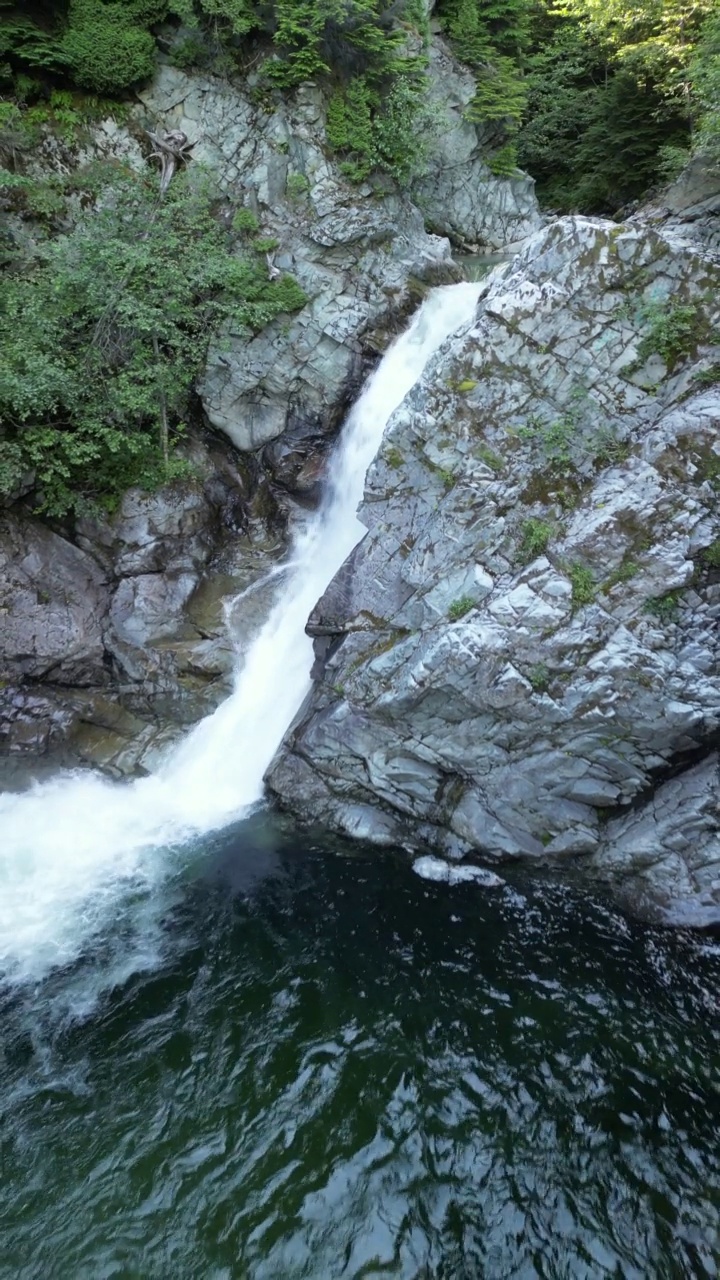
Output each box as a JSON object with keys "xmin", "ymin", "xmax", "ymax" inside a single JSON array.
[
  {"xmin": 691, "ymin": 8, "xmax": 720, "ymax": 163},
  {"xmin": 0, "ymin": 171, "xmax": 307, "ymax": 514}
]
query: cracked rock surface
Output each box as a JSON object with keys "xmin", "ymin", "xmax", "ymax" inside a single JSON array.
[{"xmin": 268, "ymin": 215, "xmax": 720, "ymax": 924}]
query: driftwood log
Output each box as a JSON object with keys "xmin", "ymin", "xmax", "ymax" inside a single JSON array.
[
  {"xmin": 146, "ymin": 129, "xmax": 196, "ymax": 194},
  {"xmin": 146, "ymin": 128, "xmax": 280, "ymax": 280}
]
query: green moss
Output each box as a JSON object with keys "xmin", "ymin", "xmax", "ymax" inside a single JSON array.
[
  {"xmin": 473, "ymin": 442, "xmax": 504, "ymax": 472},
  {"xmin": 385, "ymin": 447, "xmax": 404, "ymax": 469}
]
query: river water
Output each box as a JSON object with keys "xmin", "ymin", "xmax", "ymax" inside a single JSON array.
[
  {"xmin": 1, "ymin": 286, "xmax": 719, "ymax": 1276},
  {"xmin": 2, "ymin": 817, "xmax": 719, "ymax": 1278}
]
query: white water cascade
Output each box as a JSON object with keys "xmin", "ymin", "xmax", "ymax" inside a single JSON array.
[{"xmin": 0, "ymin": 283, "xmax": 481, "ymax": 984}]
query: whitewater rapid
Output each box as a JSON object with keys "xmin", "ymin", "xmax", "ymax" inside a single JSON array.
[{"xmin": 0, "ymin": 283, "xmax": 481, "ymax": 983}]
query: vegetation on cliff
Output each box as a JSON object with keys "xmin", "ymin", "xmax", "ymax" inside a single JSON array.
[
  {"xmin": 0, "ymin": 171, "xmax": 306, "ymax": 515},
  {"xmin": 1, "ymin": 0, "xmax": 718, "ymax": 206},
  {"xmin": 0, "ymin": 0, "xmax": 718, "ymax": 512},
  {"xmin": 437, "ymin": 0, "xmax": 719, "ymax": 205}
]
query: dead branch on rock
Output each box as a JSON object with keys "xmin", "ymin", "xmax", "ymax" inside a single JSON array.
[{"xmin": 146, "ymin": 129, "xmax": 196, "ymax": 194}]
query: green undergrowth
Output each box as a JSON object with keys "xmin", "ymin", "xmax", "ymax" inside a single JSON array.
[
  {"xmin": 0, "ymin": 170, "xmax": 307, "ymax": 516},
  {"xmin": 0, "ymin": 0, "xmax": 434, "ymax": 186}
]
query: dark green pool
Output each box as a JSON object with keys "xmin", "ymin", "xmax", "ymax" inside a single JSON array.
[{"xmin": 2, "ymin": 814, "xmax": 719, "ymax": 1278}]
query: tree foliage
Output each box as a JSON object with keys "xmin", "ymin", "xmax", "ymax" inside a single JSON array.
[
  {"xmin": 435, "ymin": 0, "xmax": 719, "ymax": 208},
  {"xmin": 0, "ymin": 172, "xmax": 307, "ymax": 514}
]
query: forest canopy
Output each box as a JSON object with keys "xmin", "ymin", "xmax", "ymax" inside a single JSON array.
[{"xmin": 0, "ymin": 0, "xmax": 718, "ymax": 206}]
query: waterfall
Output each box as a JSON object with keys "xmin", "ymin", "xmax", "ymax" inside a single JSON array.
[{"xmin": 0, "ymin": 283, "xmax": 481, "ymax": 984}]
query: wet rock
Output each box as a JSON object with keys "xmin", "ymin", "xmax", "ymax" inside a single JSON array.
[{"xmin": 591, "ymin": 755, "xmax": 720, "ymax": 928}]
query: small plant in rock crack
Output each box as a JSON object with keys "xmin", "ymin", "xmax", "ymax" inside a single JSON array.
[
  {"xmin": 448, "ymin": 596, "xmax": 475, "ymax": 621},
  {"xmin": 528, "ymin": 663, "xmax": 550, "ymax": 692},
  {"xmin": 700, "ymin": 539, "xmax": 720, "ymax": 568},
  {"xmin": 519, "ymin": 517, "xmax": 553, "ymax": 564},
  {"xmin": 517, "ymin": 412, "xmax": 576, "ymax": 471},
  {"xmin": 644, "ymin": 591, "xmax": 681, "ymax": 622},
  {"xmin": 634, "ymin": 300, "xmax": 709, "ymax": 372},
  {"xmin": 569, "ymin": 563, "xmax": 595, "ymax": 608},
  {"xmin": 286, "ymin": 172, "xmax": 311, "ymax": 200},
  {"xmin": 602, "ymin": 559, "xmax": 639, "ymax": 592}
]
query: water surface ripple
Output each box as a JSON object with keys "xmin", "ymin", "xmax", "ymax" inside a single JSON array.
[{"xmin": 2, "ymin": 829, "xmax": 719, "ymax": 1279}]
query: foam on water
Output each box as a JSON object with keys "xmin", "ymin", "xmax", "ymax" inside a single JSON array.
[{"xmin": 0, "ymin": 283, "xmax": 482, "ymax": 984}]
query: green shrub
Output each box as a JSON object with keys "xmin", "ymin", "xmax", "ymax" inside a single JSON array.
[
  {"xmin": 519, "ymin": 517, "xmax": 553, "ymax": 563},
  {"xmin": 286, "ymin": 172, "xmax": 310, "ymax": 198},
  {"xmin": 569, "ymin": 562, "xmax": 595, "ymax": 607},
  {"xmin": 448, "ymin": 595, "xmax": 475, "ymax": 620},
  {"xmin": 326, "ymin": 69, "xmax": 432, "ymax": 184},
  {"xmin": 517, "ymin": 412, "xmax": 576, "ymax": 471},
  {"xmin": 529, "ymin": 662, "xmax": 550, "ymax": 691},
  {"xmin": 644, "ymin": 591, "xmax": 681, "ymax": 622},
  {"xmin": 635, "ymin": 300, "xmax": 706, "ymax": 372},
  {"xmin": 0, "ymin": 171, "xmax": 307, "ymax": 515},
  {"xmin": 253, "ymin": 236, "xmax": 280, "ymax": 253},
  {"xmin": 232, "ymin": 207, "xmax": 260, "ymax": 234},
  {"xmin": 60, "ymin": 0, "xmax": 159, "ymax": 94}
]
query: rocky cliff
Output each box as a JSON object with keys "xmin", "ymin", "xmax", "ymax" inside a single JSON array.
[
  {"xmin": 1, "ymin": 42, "xmax": 541, "ymax": 776},
  {"xmin": 268, "ymin": 213, "xmax": 720, "ymax": 927}
]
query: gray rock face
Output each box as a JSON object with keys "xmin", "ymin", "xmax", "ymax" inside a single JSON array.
[
  {"xmin": 0, "ymin": 438, "xmax": 284, "ymax": 774},
  {"xmin": 133, "ymin": 58, "xmax": 540, "ymax": 456},
  {"xmin": 135, "ymin": 66, "xmax": 455, "ymax": 455},
  {"xmin": 268, "ymin": 215, "xmax": 720, "ymax": 922},
  {"xmin": 591, "ymin": 755, "xmax": 720, "ymax": 928},
  {"xmin": 635, "ymin": 156, "xmax": 720, "ymax": 262},
  {"xmin": 0, "ymin": 514, "xmax": 110, "ymax": 685},
  {"xmin": 412, "ymin": 38, "xmax": 543, "ymax": 250}
]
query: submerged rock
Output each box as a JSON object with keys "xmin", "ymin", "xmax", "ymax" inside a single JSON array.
[
  {"xmin": 268, "ymin": 213, "xmax": 720, "ymax": 923},
  {"xmin": 413, "ymin": 855, "xmax": 504, "ymax": 886}
]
